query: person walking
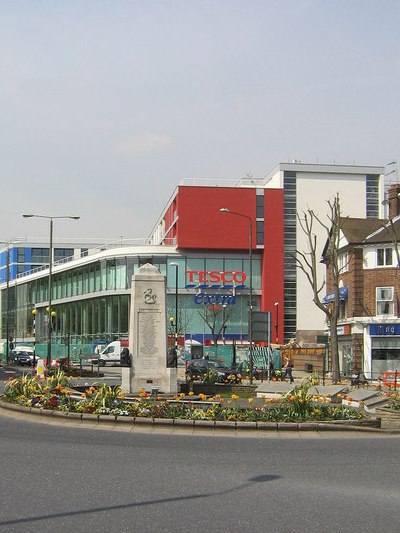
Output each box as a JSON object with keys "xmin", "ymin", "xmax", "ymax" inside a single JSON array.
[{"xmin": 283, "ymin": 357, "xmax": 294, "ymax": 383}]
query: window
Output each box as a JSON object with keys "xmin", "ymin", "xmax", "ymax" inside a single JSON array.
[
  {"xmin": 54, "ymin": 248, "xmax": 74, "ymax": 261},
  {"xmin": 338, "ymin": 252, "xmax": 349, "ymax": 273},
  {"xmin": 31, "ymin": 248, "xmax": 49, "ymax": 263},
  {"xmin": 17, "ymin": 248, "xmax": 25, "ymax": 262},
  {"xmin": 256, "ymin": 221, "xmax": 264, "ymax": 245},
  {"xmin": 376, "ymin": 287, "xmax": 394, "ymax": 316},
  {"xmin": 377, "ymin": 248, "xmax": 393, "ymax": 266},
  {"xmin": 256, "ymin": 194, "xmax": 264, "ymax": 219},
  {"xmin": 366, "ymin": 174, "xmax": 379, "ymax": 218}
]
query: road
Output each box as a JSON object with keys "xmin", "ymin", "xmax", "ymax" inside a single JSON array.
[{"xmin": 0, "ymin": 399, "xmax": 399, "ymax": 533}]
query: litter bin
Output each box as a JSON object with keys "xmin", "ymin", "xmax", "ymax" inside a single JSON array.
[{"xmin": 304, "ymin": 363, "xmax": 313, "ymax": 373}]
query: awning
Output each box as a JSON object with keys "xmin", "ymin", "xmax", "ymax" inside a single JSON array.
[{"xmin": 322, "ymin": 286, "xmax": 348, "ymax": 305}]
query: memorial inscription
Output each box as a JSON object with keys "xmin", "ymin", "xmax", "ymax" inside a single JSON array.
[{"xmin": 139, "ymin": 310, "xmax": 160, "ymax": 356}]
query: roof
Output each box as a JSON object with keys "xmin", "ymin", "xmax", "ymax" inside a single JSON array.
[
  {"xmin": 364, "ymin": 216, "xmax": 400, "ymax": 244},
  {"xmin": 339, "ymin": 217, "xmax": 385, "ymax": 244},
  {"xmin": 337, "ymin": 215, "xmax": 400, "ymax": 248}
]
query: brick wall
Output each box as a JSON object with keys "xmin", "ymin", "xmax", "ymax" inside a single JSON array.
[{"xmin": 338, "ymin": 249, "xmax": 400, "ymax": 319}]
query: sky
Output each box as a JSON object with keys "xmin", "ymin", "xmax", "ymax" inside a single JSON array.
[{"xmin": 1, "ymin": 0, "xmax": 399, "ymax": 242}]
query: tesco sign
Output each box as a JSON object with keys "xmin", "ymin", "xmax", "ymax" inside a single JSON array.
[
  {"xmin": 185, "ymin": 270, "xmax": 246, "ymax": 288},
  {"xmin": 185, "ymin": 270, "xmax": 246, "ymax": 305}
]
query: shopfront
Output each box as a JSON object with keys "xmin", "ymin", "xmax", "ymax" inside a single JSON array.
[
  {"xmin": 1, "ymin": 249, "xmax": 262, "ymax": 358},
  {"xmin": 369, "ymin": 324, "xmax": 400, "ymax": 378}
]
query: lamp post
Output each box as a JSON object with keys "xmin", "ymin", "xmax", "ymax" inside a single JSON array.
[
  {"xmin": 222, "ymin": 304, "xmax": 227, "ymax": 343},
  {"xmin": 22, "ymin": 214, "xmax": 80, "ymax": 367},
  {"xmin": 31, "ymin": 308, "xmax": 37, "ymax": 367},
  {"xmin": 5, "ymin": 244, "xmax": 10, "ymax": 364},
  {"xmin": 220, "ymin": 208, "xmax": 254, "ymax": 384},
  {"xmin": 170, "ymin": 262, "xmax": 179, "ymax": 367},
  {"xmin": 274, "ymin": 301, "xmax": 279, "ymax": 343}
]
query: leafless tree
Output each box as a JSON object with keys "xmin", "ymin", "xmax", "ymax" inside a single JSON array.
[
  {"xmin": 167, "ymin": 306, "xmax": 190, "ymax": 338},
  {"xmin": 198, "ymin": 304, "xmax": 234, "ymax": 346},
  {"xmin": 294, "ymin": 194, "xmax": 343, "ymax": 382}
]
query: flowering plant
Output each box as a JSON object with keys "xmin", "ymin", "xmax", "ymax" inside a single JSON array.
[
  {"xmin": 2, "ymin": 375, "xmax": 364, "ymax": 422},
  {"xmin": 386, "ymin": 391, "xmax": 400, "ymax": 410}
]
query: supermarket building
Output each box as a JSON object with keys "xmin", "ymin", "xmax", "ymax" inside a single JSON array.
[{"xmin": 0, "ymin": 163, "xmax": 385, "ymax": 369}]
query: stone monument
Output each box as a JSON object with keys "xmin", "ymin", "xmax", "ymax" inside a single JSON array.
[{"xmin": 122, "ymin": 263, "xmax": 178, "ymax": 394}]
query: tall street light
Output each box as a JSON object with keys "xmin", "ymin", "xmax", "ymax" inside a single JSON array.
[
  {"xmin": 220, "ymin": 208, "xmax": 254, "ymax": 384},
  {"xmin": 22, "ymin": 214, "xmax": 80, "ymax": 366},
  {"xmin": 170, "ymin": 262, "xmax": 179, "ymax": 368},
  {"xmin": 274, "ymin": 301, "xmax": 279, "ymax": 343}
]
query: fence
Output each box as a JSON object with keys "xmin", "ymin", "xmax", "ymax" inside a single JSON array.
[
  {"xmin": 198, "ymin": 345, "xmax": 281, "ymax": 371},
  {"xmin": 0, "ymin": 343, "xmax": 94, "ymax": 364}
]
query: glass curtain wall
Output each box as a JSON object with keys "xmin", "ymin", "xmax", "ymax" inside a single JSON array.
[{"xmin": 4, "ymin": 253, "xmax": 261, "ymax": 348}]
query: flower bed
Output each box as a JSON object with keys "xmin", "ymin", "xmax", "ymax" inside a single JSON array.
[
  {"xmin": 0, "ymin": 371, "xmax": 367, "ymax": 423},
  {"xmin": 384, "ymin": 391, "xmax": 400, "ymax": 410}
]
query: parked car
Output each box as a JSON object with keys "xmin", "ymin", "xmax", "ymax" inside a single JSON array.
[
  {"xmin": 11, "ymin": 349, "xmax": 36, "ymax": 366},
  {"xmin": 185, "ymin": 359, "xmax": 241, "ymax": 383}
]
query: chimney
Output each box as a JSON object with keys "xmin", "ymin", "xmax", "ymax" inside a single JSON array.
[{"xmin": 388, "ymin": 183, "xmax": 400, "ymax": 219}]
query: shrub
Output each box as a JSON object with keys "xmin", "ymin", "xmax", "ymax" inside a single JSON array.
[
  {"xmin": 1, "ymin": 376, "xmax": 363, "ymax": 422},
  {"xmin": 203, "ymin": 369, "xmax": 218, "ymax": 384}
]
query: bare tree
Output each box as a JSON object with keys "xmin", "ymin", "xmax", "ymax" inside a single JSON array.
[
  {"xmin": 167, "ymin": 306, "xmax": 190, "ymax": 338},
  {"xmin": 198, "ymin": 304, "xmax": 234, "ymax": 346},
  {"xmin": 294, "ymin": 194, "xmax": 343, "ymax": 382}
]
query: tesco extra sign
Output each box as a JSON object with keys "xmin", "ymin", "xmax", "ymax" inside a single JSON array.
[
  {"xmin": 185, "ymin": 270, "xmax": 246, "ymax": 305},
  {"xmin": 185, "ymin": 270, "xmax": 246, "ymax": 287}
]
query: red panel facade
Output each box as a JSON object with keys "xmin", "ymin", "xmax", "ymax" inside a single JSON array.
[
  {"xmin": 160, "ymin": 184, "xmax": 285, "ymax": 344},
  {"xmin": 175, "ymin": 186, "xmax": 257, "ymax": 250},
  {"xmin": 261, "ymin": 189, "xmax": 284, "ymax": 343},
  {"xmin": 163, "ymin": 196, "xmax": 177, "ymax": 245}
]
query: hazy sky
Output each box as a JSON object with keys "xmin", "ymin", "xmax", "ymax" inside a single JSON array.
[{"xmin": 1, "ymin": 0, "xmax": 399, "ymax": 242}]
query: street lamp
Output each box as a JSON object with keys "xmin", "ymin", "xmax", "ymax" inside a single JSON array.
[
  {"xmin": 274, "ymin": 302, "xmax": 279, "ymax": 343},
  {"xmin": 220, "ymin": 207, "xmax": 254, "ymax": 384},
  {"xmin": 31, "ymin": 308, "xmax": 37, "ymax": 366},
  {"xmin": 222, "ymin": 304, "xmax": 227, "ymax": 343},
  {"xmin": 4, "ymin": 243, "xmax": 11, "ymax": 364},
  {"xmin": 170, "ymin": 262, "xmax": 179, "ymax": 368},
  {"xmin": 22, "ymin": 214, "xmax": 80, "ymax": 367}
]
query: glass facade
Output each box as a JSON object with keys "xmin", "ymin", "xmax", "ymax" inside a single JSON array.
[
  {"xmin": 366, "ymin": 174, "xmax": 380, "ymax": 218},
  {"xmin": 1, "ymin": 252, "xmax": 262, "ymax": 354},
  {"xmin": 371, "ymin": 337, "xmax": 400, "ymax": 375},
  {"xmin": 283, "ymin": 171, "xmax": 297, "ymax": 342}
]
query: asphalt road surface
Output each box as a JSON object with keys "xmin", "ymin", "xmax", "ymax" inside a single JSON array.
[{"xmin": 0, "ymin": 406, "xmax": 399, "ymax": 533}]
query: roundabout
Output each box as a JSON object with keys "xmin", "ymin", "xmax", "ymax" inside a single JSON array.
[{"xmin": 0, "ymin": 368, "xmax": 389, "ymax": 434}]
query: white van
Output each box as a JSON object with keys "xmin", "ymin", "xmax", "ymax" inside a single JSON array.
[{"xmin": 93, "ymin": 340, "xmax": 130, "ymax": 366}]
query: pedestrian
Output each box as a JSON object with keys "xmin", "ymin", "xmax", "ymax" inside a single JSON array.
[
  {"xmin": 121, "ymin": 347, "xmax": 131, "ymax": 367},
  {"xmin": 283, "ymin": 357, "xmax": 294, "ymax": 383},
  {"xmin": 167, "ymin": 347, "xmax": 178, "ymax": 368},
  {"xmin": 268, "ymin": 360, "xmax": 276, "ymax": 380}
]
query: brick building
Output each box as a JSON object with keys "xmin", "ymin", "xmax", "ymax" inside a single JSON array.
[{"xmin": 323, "ymin": 184, "xmax": 400, "ymax": 379}]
